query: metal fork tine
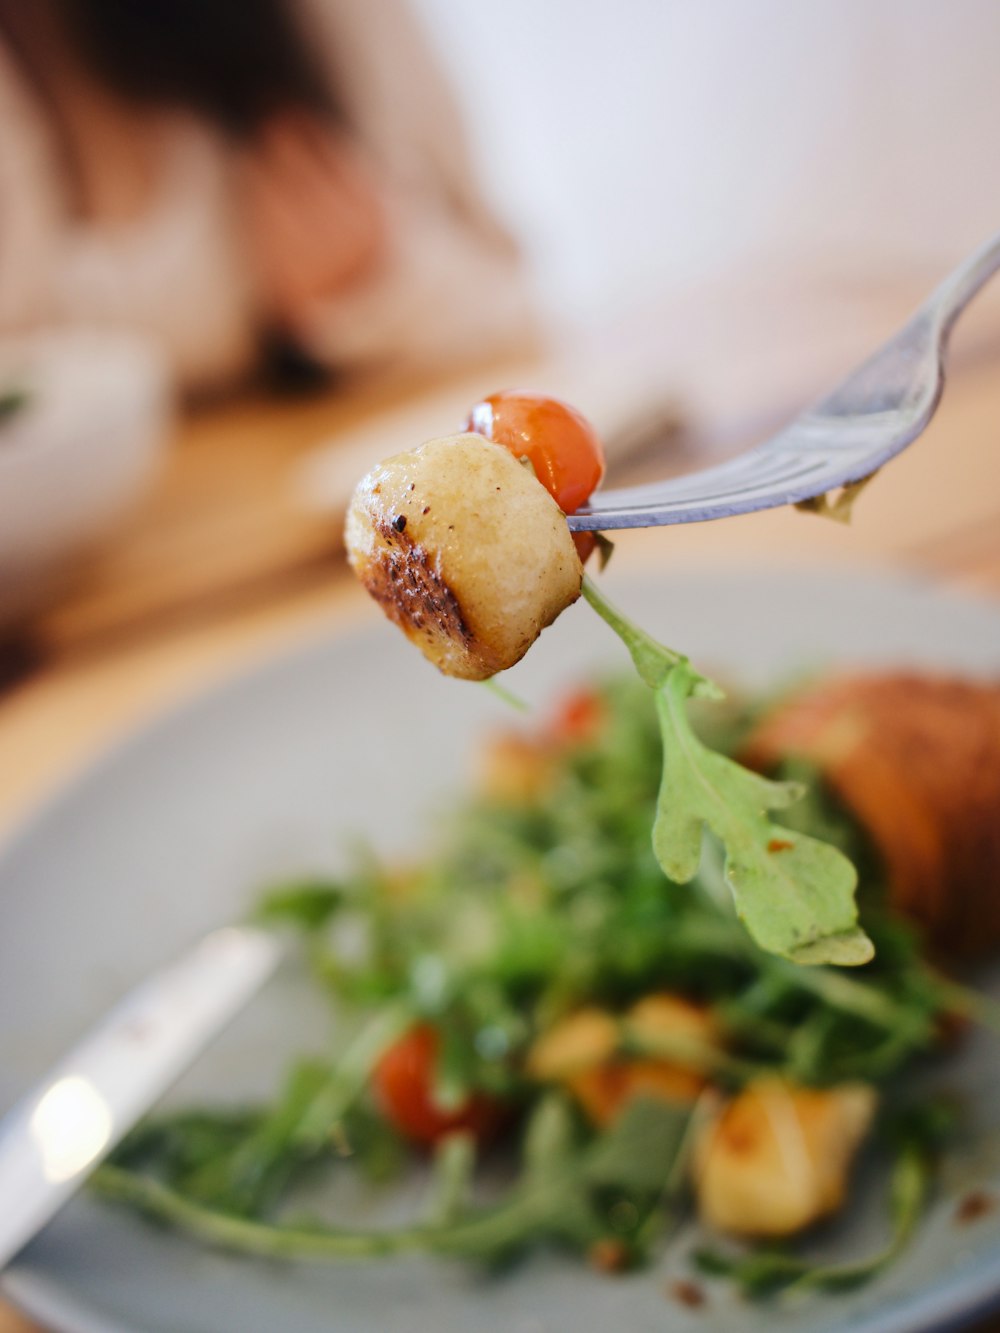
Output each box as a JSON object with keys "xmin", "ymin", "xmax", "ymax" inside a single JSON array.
[{"xmin": 568, "ymin": 230, "xmax": 1000, "ymax": 532}]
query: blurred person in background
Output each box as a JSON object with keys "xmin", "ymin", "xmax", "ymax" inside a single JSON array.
[{"xmin": 0, "ymin": 0, "xmax": 532, "ymax": 395}]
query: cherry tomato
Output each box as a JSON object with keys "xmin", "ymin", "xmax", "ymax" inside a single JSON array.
[
  {"xmin": 465, "ymin": 390, "xmax": 605, "ymax": 516},
  {"xmin": 548, "ymin": 687, "xmax": 606, "ymax": 746},
  {"xmin": 373, "ymin": 1024, "xmax": 501, "ymax": 1148}
]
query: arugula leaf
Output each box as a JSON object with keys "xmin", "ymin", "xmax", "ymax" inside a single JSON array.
[
  {"xmin": 254, "ymin": 881, "xmax": 344, "ymax": 932},
  {"xmin": 96, "ymin": 1093, "xmax": 693, "ymax": 1268},
  {"xmin": 0, "ymin": 385, "xmax": 29, "ymax": 427},
  {"xmin": 581, "ymin": 577, "xmax": 873, "ymax": 967},
  {"xmin": 593, "ymin": 532, "xmax": 616, "ymax": 570},
  {"xmin": 481, "ymin": 676, "xmax": 530, "ymax": 712},
  {"xmin": 514, "ymin": 1095, "xmax": 601, "ymax": 1247},
  {"xmin": 794, "ymin": 471, "xmax": 880, "ymax": 524},
  {"xmin": 424, "ymin": 1133, "xmax": 476, "ymax": 1226},
  {"xmin": 585, "ymin": 1096, "xmax": 690, "ymax": 1195}
]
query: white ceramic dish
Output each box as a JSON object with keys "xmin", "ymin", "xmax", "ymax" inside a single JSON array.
[
  {"xmin": 0, "ymin": 330, "xmax": 171, "ymax": 629},
  {"xmin": 2, "ymin": 569, "xmax": 1000, "ymax": 1333}
]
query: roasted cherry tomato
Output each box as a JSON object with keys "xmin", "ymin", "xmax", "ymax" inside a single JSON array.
[
  {"xmin": 548, "ymin": 687, "xmax": 606, "ymax": 746},
  {"xmin": 465, "ymin": 390, "xmax": 605, "ymax": 516},
  {"xmin": 373, "ymin": 1024, "xmax": 501, "ymax": 1147}
]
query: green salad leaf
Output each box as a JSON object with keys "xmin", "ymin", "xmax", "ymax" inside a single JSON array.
[
  {"xmin": 584, "ymin": 1094, "xmax": 691, "ymax": 1196},
  {"xmin": 581, "ymin": 577, "xmax": 873, "ymax": 967},
  {"xmin": 95, "ymin": 1093, "xmax": 692, "ymax": 1268},
  {"xmin": 0, "ymin": 385, "xmax": 29, "ymax": 426},
  {"xmin": 794, "ymin": 471, "xmax": 880, "ymax": 524}
]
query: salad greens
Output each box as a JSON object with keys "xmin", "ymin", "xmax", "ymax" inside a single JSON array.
[
  {"xmin": 581, "ymin": 577, "xmax": 872, "ymax": 966},
  {"xmin": 96, "ymin": 1094, "xmax": 691, "ymax": 1266},
  {"xmin": 95, "ymin": 672, "xmax": 974, "ymax": 1292},
  {"xmin": 0, "ymin": 384, "xmax": 29, "ymax": 427},
  {"xmin": 794, "ymin": 471, "xmax": 880, "ymax": 524}
]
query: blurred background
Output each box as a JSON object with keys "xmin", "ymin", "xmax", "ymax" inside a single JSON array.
[
  {"xmin": 2, "ymin": 0, "xmax": 1000, "ymax": 819},
  {"xmin": 3, "ymin": 9, "xmax": 1000, "ymax": 1327},
  {"xmin": 420, "ymin": 0, "xmax": 1000, "ymax": 330}
]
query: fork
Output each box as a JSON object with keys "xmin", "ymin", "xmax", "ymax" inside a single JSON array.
[{"xmin": 567, "ymin": 229, "xmax": 1000, "ymax": 532}]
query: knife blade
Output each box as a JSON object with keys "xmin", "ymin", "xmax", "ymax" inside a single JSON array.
[{"xmin": 0, "ymin": 924, "xmax": 285, "ymax": 1269}]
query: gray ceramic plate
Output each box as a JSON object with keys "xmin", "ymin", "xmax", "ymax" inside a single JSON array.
[{"xmin": 3, "ymin": 570, "xmax": 1000, "ymax": 1333}]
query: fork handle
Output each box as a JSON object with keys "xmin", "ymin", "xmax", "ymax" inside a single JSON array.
[{"xmin": 925, "ymin": 227, "xmax": 1000, "ymax": 340}]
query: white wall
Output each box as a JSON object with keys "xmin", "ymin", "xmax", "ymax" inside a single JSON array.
[{"xmin": 413, "ymin": 0, "xmax": 1000, "ymax": 330}]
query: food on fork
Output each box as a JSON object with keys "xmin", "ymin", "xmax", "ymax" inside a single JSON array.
[
  {"xmin": 345, "ymin": 391, "xmax": 606, "ymax": 680},
  {"xmin": 463, "ymin": 389, "xmax": 606, "ymax": 563},
  {"xmin": 345, "ymin": 432, "xmax": 584, "ymax": 680},
  {"xmin": 345, "ymin": 392, "xmax": 871, "ymax": 968}
]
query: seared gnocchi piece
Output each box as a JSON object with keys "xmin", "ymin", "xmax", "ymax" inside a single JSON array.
[{"xmin": 345, "ymin": 433, "xmax": 583, "ymax": 679}]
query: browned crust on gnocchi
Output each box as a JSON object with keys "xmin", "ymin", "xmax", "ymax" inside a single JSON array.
[{"xmin": 358, "ymin": 516, "xmax": 474, "ymax": 656}]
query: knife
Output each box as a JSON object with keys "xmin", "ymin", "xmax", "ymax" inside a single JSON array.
[{"xmin": 0, "ymin": 924, "xmax": 285, "ymax": 1269}]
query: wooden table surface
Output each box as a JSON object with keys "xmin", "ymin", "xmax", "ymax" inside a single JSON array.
[{"xmin": 2, "ymin": 295, "xmax": 1000, "ymax": 1331}]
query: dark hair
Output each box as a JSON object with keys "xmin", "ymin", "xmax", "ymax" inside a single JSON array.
[{"xmin": 56, "ymin": 0, "xmax": 344, "ymax": 137}]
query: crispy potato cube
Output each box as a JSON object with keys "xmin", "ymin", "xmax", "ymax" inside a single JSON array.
[
  {"xmin": 694, "ymin": 1078, "xmax": 876, "ymax": 1238},
  {"xmin": 345, "ymin": 433, "xmax": 583, "ymax": 680},
  {"xmin": 527, "ymin": 995, "xmax": 720, "ymax": 1127},
  {"xmin": 627, "ymin": 993, "xmax": 719, "ymax": 1057},
  {"xmin": 526, "ymin": 1008, "xmax": 619, "ymax": 1080},
  {"xmin": 477, "ymin": 734, "xmax": 554, "ymax": 803},
  {"xmin": 568, "ymin": 1062, "xmax": 707, "ymax": 1129}
]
